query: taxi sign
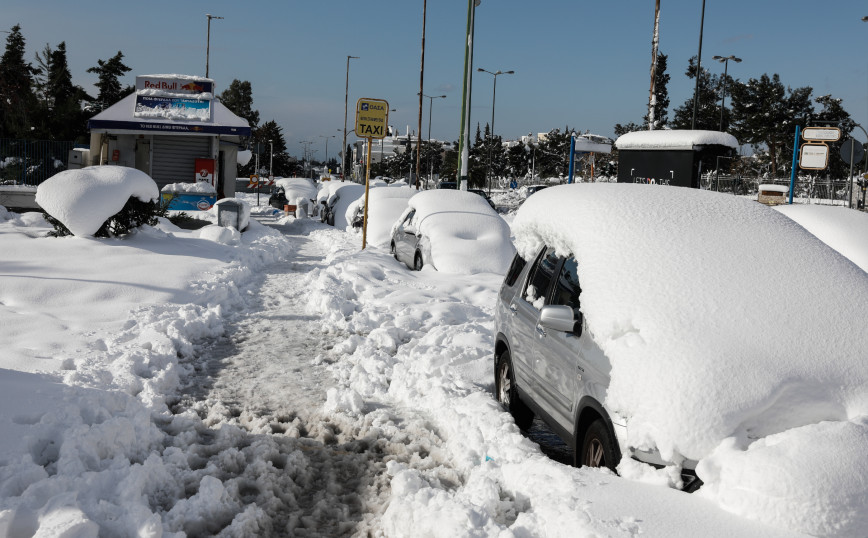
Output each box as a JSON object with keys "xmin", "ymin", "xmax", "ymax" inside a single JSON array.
[
  {"xmin": 355, "ymin": 98, "xmax": 389, "ymax": 139},
  {"xmin": 799, "ymin": 143, "xmax": 829, "ymax": 170},
  {"xmin": 802, "ymin": 127, "xmax": 841, "ymax": 142}
]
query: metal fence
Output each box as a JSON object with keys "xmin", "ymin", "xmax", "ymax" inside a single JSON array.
[
  {"xmin": 0, "ymin": 139, "xmax": 78, "ymax": 186},
  {"xmin": 701, "ymin": 173, "xmax": 857, "ymax": 207}
]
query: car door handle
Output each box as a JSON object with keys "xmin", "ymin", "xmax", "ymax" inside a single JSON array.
[
  {"xmin": 535, "ymin": 324, "xmax": 547, "ymax": 338},
  {"xmin": 509, "ymin": 304, "xmax": 518, "ymax": 315}
]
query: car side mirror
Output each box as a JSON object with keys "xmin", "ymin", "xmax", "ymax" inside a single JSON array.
[{"xmin": 539, "ymin": 305, "xmax": 583, "ymax": 336}]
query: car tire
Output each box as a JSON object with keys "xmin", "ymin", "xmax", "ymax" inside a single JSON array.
[
  {"xmin": 413, "ymin": 252, "xmax": 424, "ymax": 271},
  {"xmin": 495, "ymin": 350, "xmax": 534, "ymax": 430},
  {"xmin": 327, "ymin": 211, "xmax": 335, "ymax": 226},
  {"xmin": 577, "ymin": 418, "xmax": 619, "ymax": 472}
]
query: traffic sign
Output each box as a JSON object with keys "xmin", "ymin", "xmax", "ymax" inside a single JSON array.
[
  {"xmin": 802, "ymin": 127, "xmax": 841, "ymax": 142},
  {"xmin": 799, "ymin": 143, "xmax": 829, "ymax": 170},
  {"xmin": 355, "ymin": 98, "xmax": 389, "ymax": 139},
  {"xmin": 840, "ymin": 138, "xmax": 865, "ymax": 165}
]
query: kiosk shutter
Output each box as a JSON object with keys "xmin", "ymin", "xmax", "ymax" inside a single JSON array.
[{"xmin": 151, "ymin": 136, "xmax": 211, "ymax": 189}]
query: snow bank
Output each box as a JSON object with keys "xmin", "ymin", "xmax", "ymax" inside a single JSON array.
[
  {"xmin": 274, "ymin": 178, "xmax": 317, "ymax": 207},
  {"xmin": 161, "ymin": 181, "xmax": 216, "ymax": 194},
  {"xmin": 349, "ymin": 184, "xmax": 418, "ymax": 247},
  {"xmin": 36, "ymin": 166, "xmax": 160, "ymax": 237}
]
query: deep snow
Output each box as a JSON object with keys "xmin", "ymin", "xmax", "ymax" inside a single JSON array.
[{"xmin": 0, "ymin": 177, "xmax": 863, "ymax": 536}]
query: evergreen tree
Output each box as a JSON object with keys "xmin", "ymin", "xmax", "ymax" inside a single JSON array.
[
  {"xmin": 0, "ymin": 24, "xmax": 38, "ymax": 138},
  {"xmin": 219, "ymin": 79, "xmax": 260, "ymax": 128},
  {"xmin": 813, "ymin": 94, "xmax": 856, "ymax": 178},
  {"xmin": 729, "ymin": 74, "xmax": 812, "ymax": 176},
  {"xmin": 253, "ymin": 121, "xmax": 294, "ymax": 177},
  {"xmin": 536, "ymin": 127, "xmax": 574, "ymax": 178},
  {"xmin": 507, "ymin": 141, "xmax": 530, "ymax": 179},
  {"xmin": 33, "ymin": 42, "xmax": 90, "ymax": 141},
  {"xmin": 671, "ymin": 56, "xmax": 720, "ymax": 130},
  {"xmin": 87, "ymin": 51, "xmax": 133, "ymax": 112}
]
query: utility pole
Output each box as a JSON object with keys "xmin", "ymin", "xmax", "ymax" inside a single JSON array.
[
  {"xmin": 343, "ymin": 56, "xmax": 359, "ymax": 181},
  {"xmin": 416, "ymin": 0, "xmax": 427, "ymax": 190},
  {"xmin": 205, "ymin": 14, "xmax": 223, "ymax": 78},
  {"xmin": 648, "ymin": 0, "xmax": 661, "ymax": 130}
]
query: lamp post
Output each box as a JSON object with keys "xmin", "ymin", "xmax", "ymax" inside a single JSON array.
[
  {"xmin": 421, "ymin": 94, "xmax": 446, "ymax": 188},
  {"xmin": 457, "ymin": 0, "xmax": 482, "ymax": 190},
  {"xmin": 712, "ymin": 55, "xmax": 742, "ymax": 132},
  {"xmin": 691, "ymin": 0, "xmax": 706, "ymax": 130},
  {"xmin": 268, "ymin": 140, "xmax": 273, "ymax": 184},
  {"xmin": 205, "ymin": 14, "xmax": 223, "ymax": 78},
  {"xmin": 343, "ymin": 55, "xmax": 359, "ymax": 181},
  {"xmin": 319, "ymin": 135, "xmax": 335, "ymax": 177},
  {"xmin": 477, "ymin": 68, "xmax": 514, "ymax": 195}
]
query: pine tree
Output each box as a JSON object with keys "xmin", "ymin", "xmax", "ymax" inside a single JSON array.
[
  {"xmin": 219, "ymin": 79, "xmax": 260, "ymax": 128},
  {"xmin": 536, "ymin": 127, "xmax": 574, "ymax": 178},
  {"xmin": 87, "ymin": 51, "xmax": 133, "ymax": 112},
  {"xmin": 253, "ymin": 121, "xmax": 295, "ymax": 177},
  {"xmin": 33, "ymin": 42, "xmax": 90, "ymax": 141},
  {"xmin": 813, "ymin": 94, "xmax": 856, "ymax": 178},
  {"xmin": 0, "ymin": 24, "xmax": 38, "ymax": 138},
  {"xmin": 671, "ymin": 56, "xmax": 720, "ymax": 130}
]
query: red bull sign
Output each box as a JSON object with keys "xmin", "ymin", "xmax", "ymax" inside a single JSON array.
[{"xmin": 135, "ymin": 75, "xmax": 214, "ymax": 96}]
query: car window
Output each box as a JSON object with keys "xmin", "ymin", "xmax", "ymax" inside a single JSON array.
[
  {"xmin": 551, "ymin": 255, "xmax": 581, "ymax": 320},
  {"xmin": 524, "ymin": 247, "xmax": 559, "ymax": 310},
  {"xmin": 504, "ymin": 253, "xmax": 526, "ymax": 287},
  {"xmin": 401, "ymin": 210, "xmax": 417, "ymax": 233}
]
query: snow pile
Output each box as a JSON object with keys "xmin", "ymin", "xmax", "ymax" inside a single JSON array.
[
  {"xmin": 237, "ymin": 149, "xmax": 252, "ymax": 166},
  {"xmin": 274, "ymin": 178, "xmax": 317, "ymax": 207},
  {"xmin": 36, "ymin": 166, "xmax": 160, "ymax": 236},
  {"xmin": 615, "ymin": 129, "xmax": 739, "ymax": 150},
  {"xmin": 511, "ymin": 183, "xmax": 868, "ymax": 533},
  {"xmin": 0, "ymin": 203, "xmax": 294, "ymax": 534},
  {"xmin": 161, "ymin": 181, "xmax": 216, "ymax": 194},
  {"xmin": 774, "ymin": 203, "xmax": 868, "ymax": 272},
  {"xmin": 398, "ymin": 189, "xmax": 515, "ymax": 274}
]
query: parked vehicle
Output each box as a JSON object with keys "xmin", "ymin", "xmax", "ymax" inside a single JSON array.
[
  {"xmin": 468, "ymin": 188, "xmax": 496, "ymax": 209},
  {"xmin": 524, "ymin": 184, "xmax": 549, "ymax": 197},
  {"xmin": 495, "ymin": 183, "xmax": 868, "ymax": 496},
  {"xmin": 436, "ymin": 181, "xmax": 457, "ymax": 190},
  {"xmin": 316, "ymin": 182, "xmax": 366, "ymax": 228},
  {"xmin": 391, "ymin": 190, "xmax": 514, "ymax": 274}
]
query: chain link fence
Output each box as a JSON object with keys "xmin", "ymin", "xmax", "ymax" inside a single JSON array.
[{"xmin": 0, "ymin": 139, "xmax": 78, "ymax": 187}]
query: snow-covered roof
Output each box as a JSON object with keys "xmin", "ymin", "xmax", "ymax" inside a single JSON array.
[
  {"xmin": 615, "ymin": 130, "xmax": 738, "ymax": 151},
  {"xmin": 88, "ymin": 93, "xmax": 251, "ymax": 137}
]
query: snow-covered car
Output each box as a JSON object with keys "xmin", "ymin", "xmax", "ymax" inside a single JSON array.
[
  {"xmin": 271, "ymin": 178, "xmax": 318, "ymax": 216},
  {"xmin": 467, "ymin": 188, "xmax": 496, "ymax": 209},
  {"xmin": 774, "ymin": 203, "xmax": 868, "ymax": 272},
  {"xmin": 316, "ymin": 182, "xmax": 366, "ymax": 228},
  {"xmin": 390, "ymin": 189, "xmax": 514, "ymax": 274},
  {"xmin": 495, "ymin": 184, "xmax": 868, "ymax": 514},
  {"xmin": 347, "ymin": 185, "xmax": 418, "ymax": 246},
  {"xmin": 523, "ymin": 184, "xmax": 549, "ymax": 197}
]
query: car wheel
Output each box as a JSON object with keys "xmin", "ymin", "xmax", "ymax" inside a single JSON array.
[
  {"xmin": 390, "ymin": 242, "xmax": 398, "ymax": 260},
  {"xmin": 577, "ymin": 418, "xmax": 619, "ymax": 472},
  {"xmin": 495, "ymin": 350, "xmax": 534, "ymax": 430},
  {"xmin": 327, "ymin": 211, "xmax": 335, "ymax": 226},
  {"xmin": 413, "ymin": 252, "xmax": 424, "ymax": 271}
]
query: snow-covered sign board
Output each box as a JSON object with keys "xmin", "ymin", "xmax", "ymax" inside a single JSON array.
[
  {"xmin": 799, "ymin": 143, "xmax": 829, "ymax": 170},
  {"xmin": 133, "ymin": 75, "xmax": 214, "ymax": 122},
  {"xmin": 802, "ymin": 127, "xmax": 840, "ymax": 142}
]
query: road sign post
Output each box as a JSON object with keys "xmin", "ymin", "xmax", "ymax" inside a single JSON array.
[{"xmin": 355, "ymin": 98, "xmax": 390, "ymax": 250}]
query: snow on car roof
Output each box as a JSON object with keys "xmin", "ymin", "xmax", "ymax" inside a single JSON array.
[
  {"xmin": 407, "ymin": 190, "xmax": 514, "ymax": 274},
  {"xmin": 512, "ymin": 183, "xmax": 868, "ymax": 462},
  {"xmin": 615, "ymin": 129, "xmax": 739, "ymax": 150},
  {"xmin": 352, "ymin": 185, "xmax": 418, "ymax": 247}
]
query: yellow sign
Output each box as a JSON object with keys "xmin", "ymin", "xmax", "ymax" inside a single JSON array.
[{"xmin": 355, "ymin": 98, "xmax": 389, "ymax": 139}]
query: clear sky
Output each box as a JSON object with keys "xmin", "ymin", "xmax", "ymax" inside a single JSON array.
[{"xmin": 4, "ymin": 1, "xmax": 868, "ymax": 161}]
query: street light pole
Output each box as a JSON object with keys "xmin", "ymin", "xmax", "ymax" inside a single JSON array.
[
  {"xmin": 712, "ymin": 55, "xmax": 742, "ymax": 132},
  {"xmin": 477, "ymin": 68, "xmax": 514, "ymax": 196},
  {"xmin": 457, "ymin": 0, "xmax": 481, "ymax": 190},
  {"xmin": 269, "ymin": 140, "xmax": 273, "ymax": 184},
  {"xmin": 205, "ymin": 14, "xmax": 223, "ymax": 78},
  {"xmin": 416, "ymin": 0, "xmax": 428, "ymax": 190},
  {"xmin": 691, "ymin": 0, "xmax": 706, "ymax": 130},
  {"xmin": 343, "ymin": 55, "xmax": 359, "ymax": 182},
  {"xmin": 422, "ymin": 94, "xmax": 446, "ymax": 188}
]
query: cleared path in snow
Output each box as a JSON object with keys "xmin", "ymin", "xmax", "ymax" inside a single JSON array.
[{"xmin": 162, "ymin": 216, "xmax": 451, "ymax": 536}]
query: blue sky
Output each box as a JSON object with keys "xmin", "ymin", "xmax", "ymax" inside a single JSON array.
[{"xmin": 5, "ymin": 1, "xmax": 868, "ymax": 160}]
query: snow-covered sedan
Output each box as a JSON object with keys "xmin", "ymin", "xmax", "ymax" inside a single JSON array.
[
  {"xmin": 495, "ymin": 183, "xmax": 868, "ymax": 534},
  {"xmin": 390, "ymin": 189, "xmax": 514, "ymax": 274}
]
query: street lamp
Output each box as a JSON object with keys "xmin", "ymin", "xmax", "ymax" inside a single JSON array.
[
  {"xmin": 691, "ymin": 0, "xmax": 706, "ymax": 130},
  {"xmin": 477, "ymin": 68, "xmax": 514, "ymax": 195},
  {"xmin": 205, "ymin": 14, "xmax": 223, "ymax": 78},
  {"xmin": 421, "ymin": 94, "xmax": 446, "ymax": 188},
  {"xmin": 268, "ymin": 140, "xmax": 274, "ymax": 183},
  {"xmin": 712, "ymin": 55, "xmax": 742, "ymax": 132},
  {"xmin": 319, "ymin": 135, "xmax": 336, "ymax": 177},
  {"xmin": 343, "ymin": 56, "xmax": 360, "ymax": 181}
]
